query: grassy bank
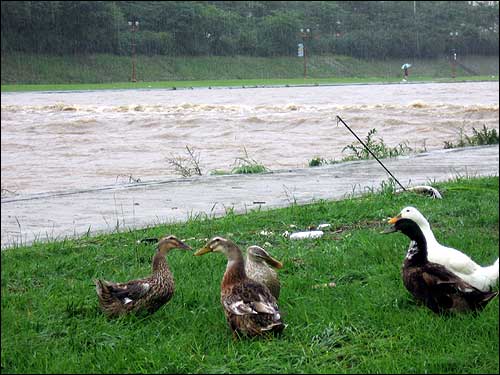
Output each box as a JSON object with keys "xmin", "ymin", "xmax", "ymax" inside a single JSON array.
[
  {"xmin": 1, "ymin": 53, "xmax": 498, "ymax": 88},
  {"xmin": 2, "ymin": 75, "xmax": 498, "ymax": 93},
  {"xmin": 1, "ymin": 176, "xmax": 498, "ymax": 373}
]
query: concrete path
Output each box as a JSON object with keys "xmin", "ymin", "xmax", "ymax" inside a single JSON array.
[{"xmin": 1, "ymin": 145, "xmax": 498, "ymax": 249}]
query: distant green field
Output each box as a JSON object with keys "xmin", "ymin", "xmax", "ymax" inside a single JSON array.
[
  {"xmin": 1, "ymin": 75, "xmax": 498, "ymax": 92},
  {"xmin": 1, "ymin": 176, "xmax": 498, "ymax": 373},
  {"xmin": 1, "ymin": 53, "xmax": 498, "ymax": 90}
]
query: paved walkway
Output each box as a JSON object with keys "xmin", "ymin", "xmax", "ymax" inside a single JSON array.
[{"xmin": 1, "ymin": 145, "xmax": 498, "ymax": 249}]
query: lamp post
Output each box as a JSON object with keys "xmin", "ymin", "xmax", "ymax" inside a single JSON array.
[
  {"xmin": 128, "ymin": 19, "xmax": 139, "ymax": 82},
  {"xmin": 335, "ymin": 20, "xmax": 342, "ymax": 37},
  {"xmin": 299, "ymin": 28, "xmax": 311, "ymax": 79},
  {"xmin": 449, "ymin": 31, "xmax": 458, "ymax": 79},
  {"xmin": 205, "ymin": 32, "xmax": 212, "ymax": 56}
]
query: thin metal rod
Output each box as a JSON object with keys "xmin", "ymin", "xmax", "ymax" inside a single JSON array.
[{"xmin": 336, "ymin": 115, "xmax": 407, "ymax": 192}]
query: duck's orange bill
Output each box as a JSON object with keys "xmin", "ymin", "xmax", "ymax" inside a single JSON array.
[
  {"xmin": 194, "ymin": 246, "xmax": 212, "ymax": 256},
  {"xmin": 388, "ymin": 214, "xmax": 401, "ymax": 224}
]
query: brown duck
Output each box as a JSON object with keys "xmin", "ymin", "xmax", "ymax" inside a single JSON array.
[
  {"xmin": 195, "ymin": 237, "xmax": 285, "ymax": 338},
  {"xmin": 384, "ymin": 215, "xmax": 498, "ymax": 314},
  {"xmin": 94, "ymin": 235, "xmax": 191, "ymax": 317},
  {"xmin": 245, "ymin": 245, "xmax": 283, "ymax": 300}
]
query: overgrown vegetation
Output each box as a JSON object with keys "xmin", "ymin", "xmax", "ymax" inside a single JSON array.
[
  {"xmin": 167, "ymin": 146, "xmax": 268, "ymax": 177},
  {"xmin": 1, "ymin": 2, "xmax": 498, "ymax": 58},
  {"xmin": 308, "ymin": 157, "xmax": 328, "ymax": 167},
  {"xmin": 444, "ymin": 125, "xmax": 499, "ymax": 149},
  {"xmin": 166, "ymin": 145, "xmax": 203, "ymax": 178},
  {"xmin": 341, "ymin": 129, "xmax": 413, "ymax": 161},
  {"xmin": 309, "ymin": 128, "xmax": 414, "ymax": 167},
  {"xmin": 4, "ymin": 54, "xmax": 498, "ymax": 86},
  {"xmin": 1, "ymin": 176, "xmax": 498, "ymax": 373},
  {"xmin": 230, "ymin": 147, "xmax": 268, "ymax": 175},
  {"xmin": 309, "ymin": 125, "xmax": 499, "ymax": 168}
]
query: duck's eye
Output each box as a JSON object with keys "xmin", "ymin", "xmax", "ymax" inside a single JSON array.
[{"xmin": 406, "ymin": 209, "xmax": 410, "ymax": 212}]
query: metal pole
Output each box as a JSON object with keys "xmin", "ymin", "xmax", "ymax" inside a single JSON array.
[
  {"xmin": 131, "ymin": 25, "xmax": 137, "ymax": 82},
  {"xmin": 300, "ymin": 29, "xmax": 310, "ymax": 79},
  {"xmin": 336, "ymin": 115, "xmax": 407, "ymax": 192},
  {"xmin": 303, "ymin": 36, "xmax": 307, "ymax": 79},
  {"xmin": 452, "ymin": 50, "xmax": 457, "ymax": 79}
]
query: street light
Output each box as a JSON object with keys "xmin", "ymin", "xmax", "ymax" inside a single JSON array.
[
  {"xmin": 205, "ymin": 32, "xmax": 212, "ymax": 56},
  {"xmin": 128, "ymin": 20, "xmax": 139, "ymax": 82},
  {"xmin": 299, "ymin": 28, "xmax": 311, "ymax": 79},
  {"xmin": 449, "ymin": 31, "xmax": 458, "ymax": 79},
  {"xmin": 335, "ymin": 20, "xmax": 342, "ymax": 37}
]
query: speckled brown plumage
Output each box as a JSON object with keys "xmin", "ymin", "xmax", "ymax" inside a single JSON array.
[
  {"xmin": 95, "ymin": 235, "xmax": 191, "ymax": 317},
  {"xmin": 195, "ymin": 237, "xmax": 285, "ymax": 338},
  {"xmin": 385, "ymin": 217, "xmax": 498, "ymax": 314},
  {"xmin": 245, "ymin": 245, "xmax": 282, "ymax": 300}
]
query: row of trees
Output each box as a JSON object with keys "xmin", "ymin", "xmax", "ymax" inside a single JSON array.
[{"xmin": 1, "ymin": 1, "xmax": 498, "ymax": 58}]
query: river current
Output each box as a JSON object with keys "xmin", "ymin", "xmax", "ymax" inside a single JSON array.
[{"xmin": 1, "ymin": 81, "xmax": 498, "ymax": 197}]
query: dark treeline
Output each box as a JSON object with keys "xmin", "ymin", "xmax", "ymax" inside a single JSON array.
[{"xmin": 1, "ymin": 1, "xmax": 498, "ymax": 59}]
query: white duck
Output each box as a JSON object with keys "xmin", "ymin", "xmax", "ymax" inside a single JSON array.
[{"xmin": 389, "ymin": 206, "xmax": 499, "ymax": 292}]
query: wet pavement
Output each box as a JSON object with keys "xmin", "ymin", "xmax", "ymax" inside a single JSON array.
[{"xmin": 1, "ymin": 145, "xmax": 498, "ymax": 249}]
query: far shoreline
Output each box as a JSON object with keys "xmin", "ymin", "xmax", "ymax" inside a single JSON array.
[{"xmin": 2, "ymin": 76, "xmax": 498, "ymax": 93}]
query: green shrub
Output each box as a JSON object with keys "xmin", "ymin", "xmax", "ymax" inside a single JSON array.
[
  {"xmin": 444, "ymin": 125, "xmax": 499, "ymax": 149},
  {"xmin": 231, "ymin": 147, "xmax": 268, "ymax": 174},
  {"xmin": 341, "ymin": 128, "xmax": 413, "ymax": 161},
  {"xmin": 309, "ymin": 157, "xmax": 327, "ymax": 167},
  {"xmin": 231, "ymin": 164, "xmax": 268, "ymax": 174}
]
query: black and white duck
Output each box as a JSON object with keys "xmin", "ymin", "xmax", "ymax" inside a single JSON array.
[
  {"xmin": 389, "ymin": 206, "xmax": 499, "ymax": 292},
  {"xmin": 195, "ymin": 237, "xmax": 285, "ymax": 338},
  {"xmin": 94, "ymin": 235, "xmax": 191, "ymax": 317},
  {"xmin": 384, "ymin": 214, "xmax": 498, "ymax": 314}
]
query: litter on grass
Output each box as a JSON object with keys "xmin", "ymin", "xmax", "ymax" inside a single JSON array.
[
  {"xmin": 396, "ymin": 185, "xmax": 443, "ymax": 199},
  {"xmin": 289, "ymin": 230, "xmax": 324, "ymax": 240}
]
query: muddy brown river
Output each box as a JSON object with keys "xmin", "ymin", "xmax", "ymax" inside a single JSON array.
[{"xmin": 1, "ymin": 81, "xmax": 498, "ymax": 197}]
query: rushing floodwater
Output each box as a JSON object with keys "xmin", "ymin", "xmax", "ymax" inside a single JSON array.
[{"xmin": 1, "ymin": 81, "xmax": 498, "ymax": 197}]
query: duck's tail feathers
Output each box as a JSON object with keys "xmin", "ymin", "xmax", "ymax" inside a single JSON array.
[
  {"xmin": 94, "ymin": 279, "xmax": 115, "ymax": 304},
  {"xmin": 483, "ymin": 258, "xmax": 499, "ymax": 288},
  {"xmin": 478, "ymin": 290, "xmax": 498, "ymax": 310}
]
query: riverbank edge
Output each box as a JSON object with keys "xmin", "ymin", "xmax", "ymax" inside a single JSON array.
[{"xmin": 2, "ymin": 76, "xmax": 499, "ymax": 93}]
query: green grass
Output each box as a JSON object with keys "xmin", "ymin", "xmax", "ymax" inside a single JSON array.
[
  {"xmin": 230, "ymin": 148, "xmax": 269, "ymax": 175},
  {"xmin": 1, "ymin": 53, "xmax": 498, "ymax": 90},
  {"xmin": 231, "ymin": 164, "xmax": 268, "ymax": 174},
  {"xmin": 2, "ymin": 75, "xmax": 498, "ymax": 93},
  {"xmin": 1, "ymin": 176, "xmax": 499, "ymax": 373}
]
